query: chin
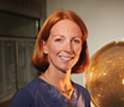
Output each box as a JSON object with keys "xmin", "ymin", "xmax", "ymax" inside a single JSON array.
[{"xmin": 57, "ymin": 66, "xmax": 72, "ymax": 73}]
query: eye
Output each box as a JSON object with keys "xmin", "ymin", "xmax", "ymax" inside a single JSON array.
[
  {"xmin": 73, "ymin": 38, "xmax": 81, "ymax": 43},
  {"xmin": 55, "ymin": 38, "xmax": 62, "ymax": 42},
  {"xmin": 74, "ymin": 39, "xmax": 80, "ymax": 43}
]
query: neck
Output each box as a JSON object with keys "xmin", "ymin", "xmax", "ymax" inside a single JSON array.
[
  {"xmin": 41, "ymin": 66, "xmax": 73, "ymax": 91},
  {"xmin": 39, "ymin": 67, "xmax": 74, "ymax": 99}
]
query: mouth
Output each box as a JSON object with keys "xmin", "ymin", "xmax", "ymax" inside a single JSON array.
[{"xmin": 59, "ymin": 55, "xmax": 74, "ymax": 61}]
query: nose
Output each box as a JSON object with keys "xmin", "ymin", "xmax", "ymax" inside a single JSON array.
[{"xmin": 64, "ymin": 41, "xmax": 73, "ymax": 53}]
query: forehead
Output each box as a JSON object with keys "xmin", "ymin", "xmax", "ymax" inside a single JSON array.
[{"xmin": 50, "ymin": 19, "xmax": 82, "ymax": 37}]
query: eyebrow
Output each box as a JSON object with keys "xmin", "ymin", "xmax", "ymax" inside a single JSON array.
[
  {"xmin": 51, "ymin": 33, "xmax": 83, "ymax": 40},
  {"xmin": 52, "ymin": 34, "xmax": 65, "ymax": 38}
]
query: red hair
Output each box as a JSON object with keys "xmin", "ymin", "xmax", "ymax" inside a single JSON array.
[{"xmin": 31, "ymin": 10, "xmax": 89, "ymax": 73}]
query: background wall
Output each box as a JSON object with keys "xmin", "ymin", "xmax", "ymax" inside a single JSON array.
[{"xmin": 46, "ymin": 0, "xmax": 124, "ymax": 86}]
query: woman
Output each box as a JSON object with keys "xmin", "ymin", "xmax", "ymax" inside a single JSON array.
[{"xmin": 9, "ymin": 10, "xmax": 90, "ymax": 107}]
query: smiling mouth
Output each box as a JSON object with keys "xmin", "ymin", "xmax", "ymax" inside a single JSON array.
[{"xmin": 59, "ymin": 56, "xmax": 74, "ymax": 60}]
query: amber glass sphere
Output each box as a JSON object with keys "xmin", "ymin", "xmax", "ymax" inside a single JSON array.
[{"xmin": 85, "ymin": 39, "xmax": 124, "ymax": 107}]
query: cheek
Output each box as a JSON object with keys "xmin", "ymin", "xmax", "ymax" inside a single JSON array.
[
  {"xmin": 49, "ymin": 44, "xmax": 60, "ymax": 54},
  {"xmin": 74, "ymin": 45, "xmax": 82, "ymax": 55}
]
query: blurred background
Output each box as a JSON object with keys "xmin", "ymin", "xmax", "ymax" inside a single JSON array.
[{"xmin": 0, "ymin": 0, "xmax": 124, "ymax": 106}]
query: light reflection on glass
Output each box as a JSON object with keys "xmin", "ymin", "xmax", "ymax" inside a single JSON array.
[{"xmin": 122, "ymin": 79, "xmax": 124, "ymax": 85}]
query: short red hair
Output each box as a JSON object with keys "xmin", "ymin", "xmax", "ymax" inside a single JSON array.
[{"xmin": 31, "ymin": 10, "xmax": 89, "ymax": 73}]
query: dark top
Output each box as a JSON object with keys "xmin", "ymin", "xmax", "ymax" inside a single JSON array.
[{"xmin": 9, "ymin": 78, "xmax": 90, "ymax": 107}]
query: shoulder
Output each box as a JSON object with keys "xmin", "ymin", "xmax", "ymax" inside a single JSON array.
[
  {"xmin": 9, "ymin": 78, "xmax": 41, "ymax": 107},
  {"xmin": 73, "ymin": 82, "xmax": 91, "ymax": 107},
  {"xmin": 73, "ymin": 82, "xmax": 90, "ymax": 99},
  {"xmin": 22, "ymin": 78, "xmax": 42, "ymax": 96}
]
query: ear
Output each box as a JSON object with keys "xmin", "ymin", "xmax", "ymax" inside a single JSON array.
[{"xmin": 42, "ymin": 40, "xmax": 48, "ymax": 54}]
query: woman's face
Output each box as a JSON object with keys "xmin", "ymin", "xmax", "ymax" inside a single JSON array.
[{"xmin": 43, "ymin": 19, "xmax": 83, "ymax": 72}]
